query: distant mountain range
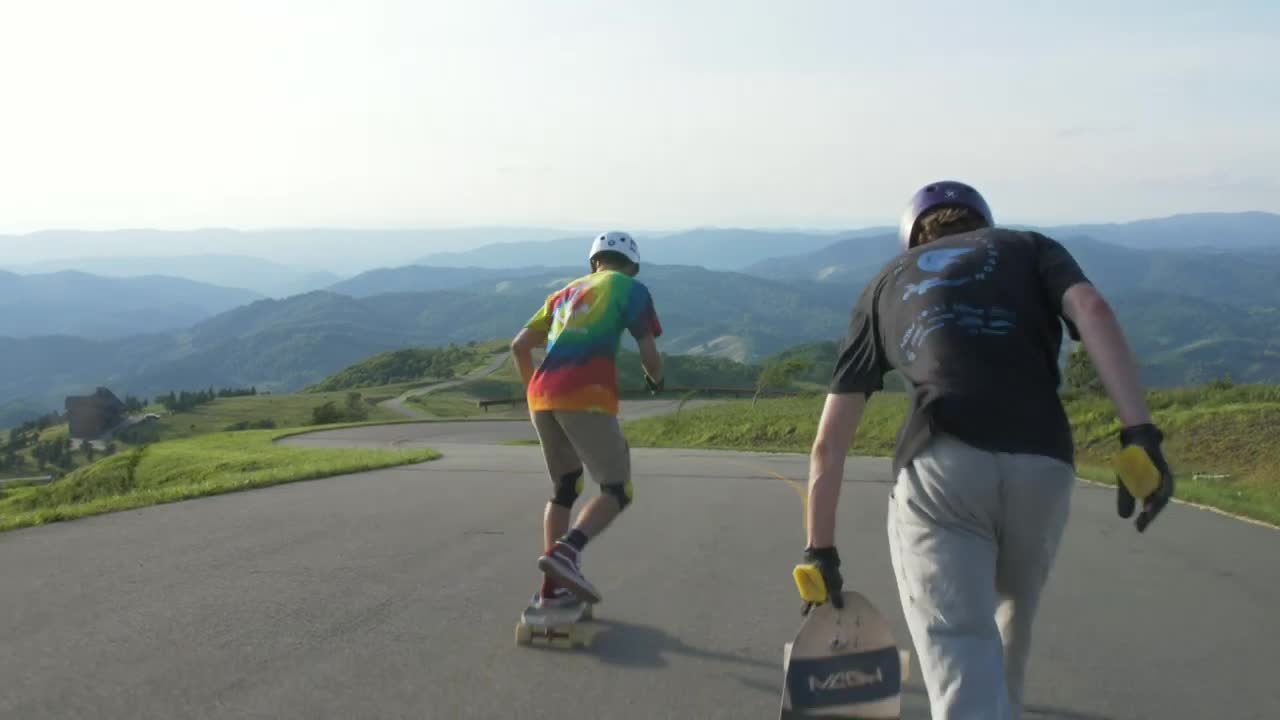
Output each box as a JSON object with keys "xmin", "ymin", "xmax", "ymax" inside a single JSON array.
[
  {"xmin": 7, "ymin": 211, "xmax": 1275, "ymax": 292},
  {"xmin": 742, "ymin": 232, "xmax": 1280, "ymax": 310},
  {"xmin": 412, "ymin": 228, "xmax": 892, "ymax": 271},
  {"xmin": 2, "ymin": 211, "xmax": 1278, "ymax": 428},
  {"xmin": 0, "ymin": 270, "xmax": 263, "ymax": 338},
  {"xmin": 0, "ymin": 226, "xmax": 578, "ymax": 278},
  {"xmin": 1026, "ymin": 211, "xmax": 1280, "ymax": 250},
  {"xmin": 3, "ymin": 254, "xmax": 341, "ymax": 298},
  {"xmin": 0, "ymin": 263, "xmax": 857, "ymax": 426},
  {"xmin": 324, "ymin": 265, "xmax": 575, "ymax": 298},
  {"xmin": 411, "ymin": 212, "xmax": 1280, "ymax": 269}
]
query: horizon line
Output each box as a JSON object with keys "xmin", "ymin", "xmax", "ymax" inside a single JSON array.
[{"xmin": 2, "ymin": 209, "xmax": 1277, "ymax": 238}]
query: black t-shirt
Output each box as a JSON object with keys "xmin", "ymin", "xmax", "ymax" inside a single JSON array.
[{"xmin": 830, "ymin": 227, "xmax": 1091, "ymax": 475}]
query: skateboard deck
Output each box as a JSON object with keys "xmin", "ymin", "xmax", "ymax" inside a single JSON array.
[
  {"xmin": 514, "ymin": 600, "xmax": 596, "ymax": 649},
  {"xmin": 780, "ymin": 566, "xmax": 911, "ymax": 719}
]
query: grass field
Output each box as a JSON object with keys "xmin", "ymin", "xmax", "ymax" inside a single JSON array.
[
  {"xmin": 0, "ymin": 428, "xmax": 440, "ymax": 532},
  {"xmin": 305, "ymin": 340, "xmax": 510, "ymax": 393},
  {"xmin": 624, "ymin": 393, "xmax": 907, "ymax": 456},
  {"xmin": 408, "ymin": 355, "xmax": 527, "ymax": 418},
  {"xmin": 0, "ymin": 386, "xmax": 428, "ymax": 482},
  {"xmin": 149, "ymin": 387, "xmax": 418, "ymax": 440},
  {"xmin": 622, "ymin": 384, "xmax": 1280, "ymax": 528},
  {"xmin": 403, "ymin": 352, "xmax": 765, "ymax": 419},
  {"xmin": 0, "ymin": 422, "xmax": 98, "ymax": 481},
  {"xmin": 1065, "ymin": 383, "xmax": 1280, "ymax": 526},
  {"xmin": 409, "ymin": 379, "xmax": 526, "ymax": 418}
]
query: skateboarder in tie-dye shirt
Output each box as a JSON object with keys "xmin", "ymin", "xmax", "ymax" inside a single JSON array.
[{"xmin": 510, "ymin": 231, "xmax": 664, "ymax": 609}]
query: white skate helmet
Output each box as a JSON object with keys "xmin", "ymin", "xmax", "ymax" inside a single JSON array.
[{"xmin": 588, "ymin": 231, "xmax": 640, "ymax": 269}]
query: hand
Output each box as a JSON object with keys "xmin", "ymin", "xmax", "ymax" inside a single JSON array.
[
  {"xmin": 1116, "ymin": 423, "xmax": 1175, "ymax": 532},
  {"xmin": 800, "ymin": 546, "xmax": 844, "ymax": 615},
  {"xmin": 644, "ymin": 373, "xmax": 664, "ymax": 394}
]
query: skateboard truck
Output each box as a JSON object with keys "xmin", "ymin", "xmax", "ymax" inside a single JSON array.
[{"xmin": 515, "ymin": 601, "xmax": 596, "ymax": 649}]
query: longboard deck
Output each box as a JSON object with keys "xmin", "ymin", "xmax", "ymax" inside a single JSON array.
[
  {"xmin": 514, "ymin": 602, "xmax": 596, "ymax": 649},
  {"xmin": 780, "ymin": 590, "xmax": 910, "ymax": 719}
]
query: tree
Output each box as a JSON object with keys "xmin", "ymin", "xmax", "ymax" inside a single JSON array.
[
  {"xmin": 1063, "ymin": 343, "xmax": 1104, "ymax": 395},
  {"xmin": 344, "ymin": 392, "xmax": 370, "ymax": 421},
  {"xmin": 753, "ymin": 358, "xmax": 811, "ymax": 408},
  {"xmin": 311, "ymin": 402, "xmax": 342, "ymax": 425}
]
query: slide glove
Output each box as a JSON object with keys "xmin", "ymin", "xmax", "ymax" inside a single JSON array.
[
  {"xmin": 1114, "ymin": 423, "xmax": 1175, "ymax": 533},
  {"xmin": 798, "ymin": 545, "xmax": 844, "ymax": 615}
]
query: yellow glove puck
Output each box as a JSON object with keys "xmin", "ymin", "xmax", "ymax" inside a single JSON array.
[
  {"xmin": 793, "ymin": 563, "xmax": 828, "ymax": 604},
  {"xmin": 1114, "ymin": 445, "xmax": 1161, "ymax": 500}
]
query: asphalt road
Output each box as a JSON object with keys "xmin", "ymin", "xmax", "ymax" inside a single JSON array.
[{"xmin": 1, "ymin": 401, "xmax": 1277, "ymax": 719}]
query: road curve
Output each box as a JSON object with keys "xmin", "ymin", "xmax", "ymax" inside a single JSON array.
[
  {"xmin": 1, "ymin": 405, "xmax": 1277, "ymax": 719},
  {"xmin": 378, "ymin": 352, "xmax": 511, "ymax": 419}
]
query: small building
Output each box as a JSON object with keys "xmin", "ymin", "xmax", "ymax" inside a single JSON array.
[{"xmin": 65, "ymin": 387, "xmax": 126, "ymax": 440}]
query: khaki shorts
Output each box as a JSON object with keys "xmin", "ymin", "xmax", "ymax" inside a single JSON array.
[
  {"xmin": 887, "ymin": 432, "xmax": 1074, "ymax": 717},
  {"xmin": 531, "ymin": 409, "xmax": 631, "ymax": 488}
]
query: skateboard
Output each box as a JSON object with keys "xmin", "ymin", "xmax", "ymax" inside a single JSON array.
[
  {"xmin": 514, "ymin": 598, "xmax": 596, "ymax": 649},
  {"xmin": 780, "ymin": 565, "xmax": 911, "ymax": 719}
]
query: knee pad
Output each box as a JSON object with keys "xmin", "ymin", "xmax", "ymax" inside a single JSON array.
[
  {"xmin": 550, "ymin": 468, "xmax": 584, "ymax": 509},
  {"xmin": 601, "ymin": 479, "xmax": 634, "ymax": 511}
]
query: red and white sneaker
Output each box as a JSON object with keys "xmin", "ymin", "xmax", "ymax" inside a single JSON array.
[{"xmin": 537, "ymin": 541, "xmax": 601, "ymax": 604}]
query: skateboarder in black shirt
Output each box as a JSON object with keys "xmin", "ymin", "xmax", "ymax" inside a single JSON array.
[{"xmin": 800, "ymin": 180, "xmax": 1175, "ymax": 718}]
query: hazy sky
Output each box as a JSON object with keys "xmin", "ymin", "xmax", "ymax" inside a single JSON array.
[{"xmin": 2, "ymin": 0, "xmax": 1277, "ymax": 237}]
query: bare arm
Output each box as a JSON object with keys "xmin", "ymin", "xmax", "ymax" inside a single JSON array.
[
  {"xmin": 636, "ymin": 334, "xmax": 663, "ymax": 383},
  {"xmin": 510, "ymin": 327, "xmax": 546, "ymax": 386},
  {"xmin": 1061, "ymin": 282, "xmax": 1152, "ymax": 427},
  {"xmin": 807, "ymin": 392, "xmax": 866, "ymax": 547}
]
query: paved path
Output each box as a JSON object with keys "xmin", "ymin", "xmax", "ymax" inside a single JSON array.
[
  {"xmin": 1, "ymin": 404, "xmax": 1277, "ymax": 719},
  {"xmin": 379, "ymin": 352, "xmax": 510, "ymax": 419},
  {"xmin": 0, "ymin": 475, "xmax": 53, "ymax": 487}
]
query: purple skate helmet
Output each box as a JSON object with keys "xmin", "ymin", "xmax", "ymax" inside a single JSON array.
[{"xmin": 898, "ymin": 180, "xmax": 994, "ymax": 250}]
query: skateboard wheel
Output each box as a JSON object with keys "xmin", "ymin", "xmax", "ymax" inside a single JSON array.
[
  {"xmin": 515, "ymin": 623, "xmax": 532, "ymax": 646},
  {"xmin": 581, "ymin": 604, "xmax": 594, "ymax": 621}
]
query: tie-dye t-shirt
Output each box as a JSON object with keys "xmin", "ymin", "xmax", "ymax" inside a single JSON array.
[{"xmin": 525, "ymin": 270, "xmax": 663, "ymax": 415}]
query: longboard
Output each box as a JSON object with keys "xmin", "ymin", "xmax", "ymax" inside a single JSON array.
[
  {"xmin": 514, "ymin": 599, "xmax": 596, "ymax": 649},
  {"xmin": 781, "ymin": 565, "xmax": 911, "ymax": 719}
]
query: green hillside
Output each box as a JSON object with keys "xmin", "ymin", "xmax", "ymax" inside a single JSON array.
[
  {"xmin": 5, "ymin": 334, "xmax": 1277, "ymax": 531},
  {"xmin": 407, "ymin": 348, "xmax": 763, "ymax": 418},
  {"xmin": 306, "ymin": 340, "xmax": 508, "ymax": 392},
  {"xmin": 738, "ymin": 235, "xmax": 1280, "ymax": 389},
  {"xmin": 0, "ymin": 429, "xmax": 438, "ymax": 532},
  {"xmin": 1110, "ymin": 292, "xmax": 1280, "ymax": 385},
  {"xmin": 2, "ymin": 265, "xmax": 853, "ymax": 426},
  {"xmin": 755, "ymin": 298, "xmax": 1280, "ymax": 394},
  {"xmin": 759, "ymin": 341, "xmax": 910, "ymax": 392},
  {"xmin": 406, "ymin": 356, "xmax": 528, "ymax": 418},
  {"xmin": 622, "ymin": 382, "xmax": 1280, "ymax": 527},
  {"xmin": 616, "ymin": 349, "xmax": 759, "ymax": 389},
  {"xmin": 0, "ymin": 385, "xmax": 420, "ymax": 481},
  {"xmin": 468, "ymin": 264, "xmax": 855, "ymax": 362},
  {"xmin": 6, "ymin": 223, "xmax": 1280, "ymax": 431}
]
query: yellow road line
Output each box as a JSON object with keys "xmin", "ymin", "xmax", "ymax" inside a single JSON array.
[{"xmin": 726, "ymin": 458, "xmax": 809, "ymax": 531}]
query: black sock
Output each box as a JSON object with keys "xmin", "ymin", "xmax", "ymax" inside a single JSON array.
[{"xmin": 561, "ymin": 529, "xmax": 589, "ymax": 551}]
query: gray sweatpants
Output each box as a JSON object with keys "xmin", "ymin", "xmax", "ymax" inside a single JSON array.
[{"xmin": 887, "ymin": 433, "xmax": 1075, "ymax": 720}]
